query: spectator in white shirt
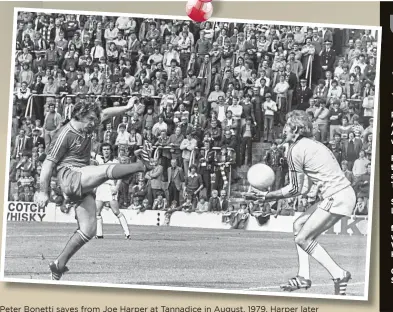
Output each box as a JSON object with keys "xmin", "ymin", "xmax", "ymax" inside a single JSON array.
[
  {"xmin": 152, "ymin": 115, "xmax": 168, "ymax": 138},
  {"xmin": 163, "ymin": 44, "xmax": 180, "ymax": 68},
  {"xmin": 115, "ymin": 123, "xmax": 131, "ymax": 147},
  {"xmin": 262, "ymin": 93, "xmax": 277, "ymax": 142},
  {"xmin": 90, "ymin": 39, "xmax": 105, "ymax": 63}
]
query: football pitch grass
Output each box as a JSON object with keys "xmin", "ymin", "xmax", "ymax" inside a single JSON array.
[{"xmin": 3, "ymin": 222, "xmax": 367, "ymax": 297}]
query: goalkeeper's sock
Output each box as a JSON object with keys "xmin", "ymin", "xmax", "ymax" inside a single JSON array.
[{"xmin": 304, "ymin": 240, "xmax": 344, "ymax": 279}]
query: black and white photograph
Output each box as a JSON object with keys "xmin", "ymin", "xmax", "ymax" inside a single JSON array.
[{"xmin": 0, "ymin": 7, "xmax": 381, "ymax": 301}]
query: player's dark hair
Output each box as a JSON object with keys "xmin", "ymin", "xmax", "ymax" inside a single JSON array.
[
  {"xmin": 72, "ymin": 100, "xmax": 101, "ymax": 122},
  {"xmin": 100, "ymin": 142, "xmax": 113, "ymax": 155}
]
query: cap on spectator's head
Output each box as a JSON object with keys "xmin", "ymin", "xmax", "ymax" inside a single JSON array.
[
  {"xmin": 325, "ymin": 40, "xmax": 332, "ymax": 45},
  {"xmin": 305, "ymin": 36, "xmax": 312, "ymax": 42},
  {"xmin": 221, "ymin": 145, "xmax": 227, "ymax": 150},
  {"xmin": 121, "ymin": 92, "xmax": 128, "ymax": 97},
  {"xmin": 94, "ymin": 38, "xmax": 101, "ymax": 43},
  {"xmin": 48, "ymin": 76, "xmax": 54, "ymax": 81},
  {"xmin": 143, "ymin": 79, "xmax": 150, "ymax": 84},
  {"xmin": 353, "ymin": 114, "xmax": 360, "ymax": 121},
  {"xmin": 332, "ymin": 98, "xmax": 340, "ymax": 106},
  {"xmin": 265, "ymin": 93, "xmax": 271, "ymax": 98},
  {"xmin": 331, "ymin": 79, "xmax": 338, "ymax": 85},
  {"xmin": 240, "ymin": 201, "xmax": 247, "ymax": 206},
  {"xmin": 246, "ymin": 116, "xmax": 252, "ymax": 121},
  {"xmin": 318, "ymin": 79, "xmax": 325, "ymax": 85},
  {"xmin": 99, "ymin": 56, "xmax": 105, "ymax": 61},
  {"xmin": 300, "ymin": 78, "xmax": 307, "ymax": 82}
]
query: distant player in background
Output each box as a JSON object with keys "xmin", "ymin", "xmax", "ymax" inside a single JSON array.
[
  {"xmin": 94, "ymin": 143, "xmax": 130, "ymax": 239},
  {"xmin": 244, "ymin": 110, "xmax": 356, "ymax": 296},
  {"xmin": 36, "ymin": 97, "xmax": 152, "ymax": 280}
]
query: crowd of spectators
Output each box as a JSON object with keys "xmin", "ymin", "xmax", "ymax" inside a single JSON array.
[{"xmin": 9, "ymin": 11, "xmax": 377, "ymax": 217}]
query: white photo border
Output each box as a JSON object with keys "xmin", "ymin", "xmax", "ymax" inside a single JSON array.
[{"xmin": 0, "ymin": 6, "xmax": 382, "ymax": 302}]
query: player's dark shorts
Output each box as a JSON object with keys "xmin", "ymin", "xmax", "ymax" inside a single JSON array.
[{"xmin": 57, "ymin": 167, "xmax": 84, "ymax": 201}]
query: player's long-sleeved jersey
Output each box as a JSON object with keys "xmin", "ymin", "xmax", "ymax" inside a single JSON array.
[
  {"xmin": 287, "ymin": 136, "xmax": 351, "ymax": 199},
  {"xmin": 46, "ymin": 123, "xmax": 92, "ymax": 171}
]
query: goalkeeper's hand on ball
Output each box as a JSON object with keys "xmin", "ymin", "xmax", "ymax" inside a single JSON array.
[{"xmin": 241, "ymin": 191, "xmax": 268, "ymax": 202}]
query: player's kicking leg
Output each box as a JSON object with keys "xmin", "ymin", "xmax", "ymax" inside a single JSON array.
[
  {"xmin": 109, "ymin": 200, "xmax": 130, "ymax": 239},
  {"xmin": 49, "ymin": 160, "xmax": 152, "ymax": 280},
  {"xmin": 96, "ymin": 200, "xmax": 105, "ymax": 239},
  {"xmin": 49, "ymin": 194, "xmax": 97, "ymax": 280}
]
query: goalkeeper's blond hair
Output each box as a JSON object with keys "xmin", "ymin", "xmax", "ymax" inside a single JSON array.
[{"xmin": 285, "ymin": 110, "xmax": 314, "ymax": 138}]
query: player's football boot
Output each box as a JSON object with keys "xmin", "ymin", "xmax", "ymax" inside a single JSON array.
[
  {"xmin": 95, "ymin": 235, "xmax": 104, "ymax": 239},
  {"xmin": 49, "ymin": 260, "xmax": 69, "ymax": 281},
  {"xmin": 333, "ymin": 270, "xmax": 352, "ymax": 295},
  {"xmin": 134, "ymin": 149, "xmax": 154, "ymax": 171},
  {"xmin": 280, "ymin": 276, "xmax": 312, "ymax": 292},
  {"xmin": 125, "ymin": 234, "xmax": 131, "ymax": 240}
]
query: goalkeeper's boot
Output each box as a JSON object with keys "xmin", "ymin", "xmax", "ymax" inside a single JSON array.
[
  {"xmin": 280, "ymin": 276, "xmax": 312, "ymax": 292},
  {"xmin": 333, "ymin": 271, "xmax": 352, "ymax": 296}
]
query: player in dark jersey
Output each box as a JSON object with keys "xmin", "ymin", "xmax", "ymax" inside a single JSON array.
[
  {"xmin": 244, "ymin": 110, "xmax": 356, "ymax": 296},
  {"xmin": 36, "ymin": 97, "xmax": 152, "ymax": 280}
]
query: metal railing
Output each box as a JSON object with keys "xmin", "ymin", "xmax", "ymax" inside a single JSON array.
[{"xmin": 16, "ymin": 92, "xmax": 162, "ymax": 118}]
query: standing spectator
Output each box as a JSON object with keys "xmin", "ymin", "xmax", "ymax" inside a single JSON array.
[
  {"xmin": 343, "ymin": 131, "xmax": 363, "ymax": 170},
  {"xmin": 145, "ymin": 158, "xmax": 164, "ymax": 206},
  {"xmin": 294, "ymin": 78, "xmax": 313, "ymax": 110},
  {"xmin": 180, "ymin": 130, "xmax": 198, "ymax": 174},
  {"xmin": 240, "ymin": 117, "xmax": 256, "ymax": 166},
  {"xmin": 167, "ymin": 158, "xmax": 185, "ymax": 205},
  {"xmin": 264, "ymin": 142, "xmax": 285, "ymax": 191},
  {"xmin": 184, "ymin": 164, "xmax": 204, "ymax": 208},
  {"xmin": 262, "ymin": 93, "xmax": 277, "ymax": 143},
  {"xmin": 198, "ymin": 139, "xmax": 215, "ymax": 198},
  {"xmin": 42, "ymin": 103, "xmax": 62, "ymax": 149}
]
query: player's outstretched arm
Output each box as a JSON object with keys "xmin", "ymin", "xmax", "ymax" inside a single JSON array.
[
  {"xmin": 264, "ymin": 171, "xmax": 307, "ymax": 202},
  {"xmin": 100, "ymin": 96, "xmax": 138, "ymax": 122}
]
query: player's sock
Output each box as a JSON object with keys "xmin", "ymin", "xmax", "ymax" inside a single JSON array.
[
  {"xmin": 116, "ymin": 212, "xmax": 130, "ymax": 236},
  {"xmin": 304, "ymin": 240, "xmax": 344, "ymax": 279},
  {"xmin": 57, "ymin": 230, "xmax": 91, "ymax": 270},
  {"xmin": 96, "ymin": 216, "xmax": 103, "ymax": 237},
  {"xmin": 296, "ymin": 242, "xmax": 310, "ymax": 279},
  {"xmin": 106, "ymin": 163, "xmax": 144, "ymax": 180}
]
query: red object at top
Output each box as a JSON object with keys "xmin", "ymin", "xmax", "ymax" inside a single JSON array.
[{"xmin": 186, "ymin": 0, "xmax": 213, "ymax": 23}]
